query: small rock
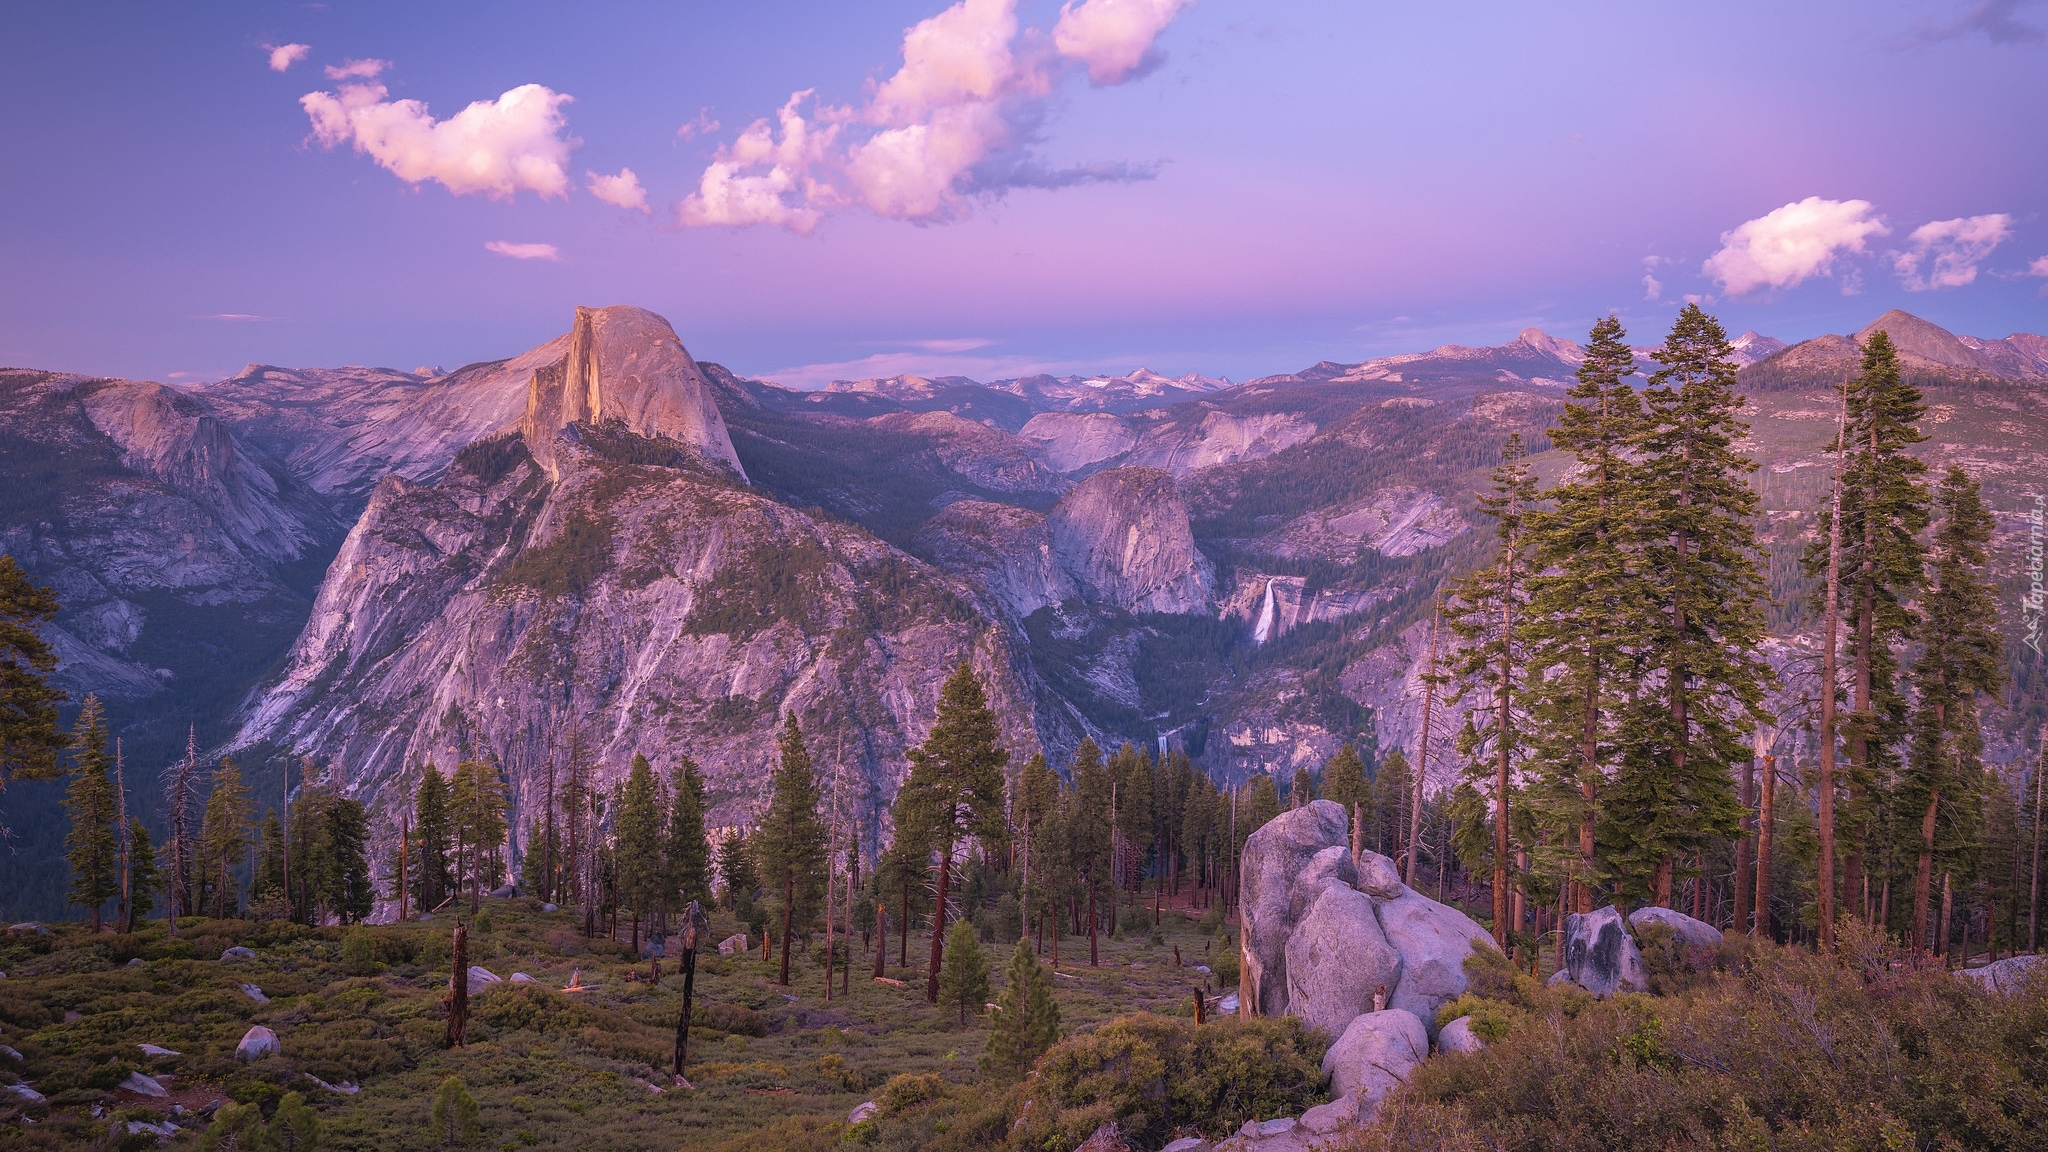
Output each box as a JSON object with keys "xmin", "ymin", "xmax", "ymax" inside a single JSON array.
[
  {"xmin": 418, "ymin": 913, "xmax": 434, "ymax": 921},
  {"xmin": 1299, "ymin": 1095, "xmax": 1358, "ymax": 1134},
  {"xmin": 234, "ymin": 1025, "xmax": 281, "ymax": 1061},
  {"xmin": 510, "ymin": 972, "xmax": 536, "ymax": 984},
  {"xmin": 1254, "ymin": 1117, "xmax": 1298, "ymax": 1137},
  {"xmin": 1354, "ymin": 850, "xmax": 1406, "ymax": 899},
  {"xmin": 240, "ymin": 983, "xmax": 269, "ymax": 1004},
  {"xmin": 126, "ymin": 1120, "xmax": 177, "ymax": 1138},
  {"xmin": 3, "ymin": 1082, "xmax": 47, "ymax": 1104},
  {"xmin": 1217, "ymin": 992, "xmax": 1239, "ymax": 1015},
  {"xmin": 1193, "ymin": 964, "xmax": 1212, "ymax": 974},
  {"xmin": 0, "ymin": 1044, "xmax": 22, "ymax": 1062},
  {"xmin": 467, "ymin": 965, "xmax": 502, "ymax": 986},
  {"xmin": 718, "ymin": 933, "xmax": 749, "ymax": 956},
  {"xmin": 1162, "ymin": 1138, "xmax": 1210, "ymax": 1152},
  {"xmin": 8, "ymin": 921, "xmax": 50, "ymax": 936},
  {"xmin": 126, "ymin": 958, "xmax": 145, "ymax": 968},
  {"xmin": 1437, "ymin": 1015, "xmax": 1485, "ymax": 1055},
  {"xmin": 120, "ymin": 1071, "xmax": 168, "ymax": 1097},
  {"xmin": 489, "ymin": 884, "xmax": 518, "ymax": 899},
  {"xmin": 541, "ymin": 903, "xmax": 558, "ymax": 913},
  {"xmin": 138, "ymin": 1044, "xmax": 182, "ymax": 1057},
  {"xmin": 1077, "ymin": 1121, "xmax": 1132, "ymax": 1152},
  {"xmin": 220, "ymin": 946, "xmax": 256, "ymax": 962},
  {"xmin": 848, "ymin": 1100, "xmax": 880, "ymax": 1124}
]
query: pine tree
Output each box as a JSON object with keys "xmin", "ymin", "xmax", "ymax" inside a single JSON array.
[
  {"xmin": 1322, "ymin": 743, "xmax": 1370, "ymax": 843},
  {"xmin": 1813, "ymin": 330, "xmax": 1931, "ymax": 912},
  {"xmin": 667, "ymin": 756, "xmax": 711, "ymax": 907},
  {"xmin": 1608, "ymin": 304, "xmax": 1769, "ymax": 905},
  {"xmin": 902, "ymin": 664, "xmax": 1010, "ymax": 1001},
  {"xmin": 451, "ymin": 759, "xmax": 508, "ymax": 911},
  {"xmin": 937, "ymin": 919, "xmax": 990, "ymax": 1026},
  {"xmin": 718, "ymin": 827, "xmax": 760, "ymax": 913},
  {"xmin": 254, "ymin": 810, "xmax": 287, "ymax": 904},
  {"xmin": 1288, "ymin": 767, "xmax": 1318, "ymax": 809},
  {"xmin": 984, "ymin": 938, "xmax": 1062, "ymax": 1079},
  {"xmin": 326, "ymin": 797, "xmax": 374, "ymax": 924},
  {"xmin": 0, "ymin": 555, "xmax": 65, "ymax": 794},
  {"xmin": 413, "ymin": 763, "xmax": 455, "ymax": 913},
  {"xmin": 430, "ymin": 1075, "xmax": 482, "ymax": 1146},
  {"xmin": 128, "ymin": 818, "xmax": 158, "ymax": 922},
  {"xmin": 199, "ymin": 757, "xmax": 253, "ymax": 919},
  {"xmin": 1522, "ymin": 315, "xmax": 1645, "ymax": 912},
  {"xmin": 616, "ymin": 753, "xmax": 665, "ymax": 951},
  {"xmin": 757, "ymin": 713, "xmax": 827, "ymax": 985},
  {"xmin": 1901, "ymin": 466, "xmax": 2002, "ymax": 951},
  {"xmin": 1372, "ymin": 750, "xmax": 1413, "ymax": 858},
  {"xmin": 1243, "ymin": 772, "xmax": 1281, "ymax": 833},
  {"xmin": 1064, "ymin": 737, "xmax": 1114, "ymax": 965},
  {"xmin": 1444, "ymin": 434, "xmax": 1538, "ymax": 942},
  {"xmin": 162, "ymin": 728, "xmax": 200, "ymax": 928},
  {"xmin": 61, "ymin": 696, "xmax": 119, "ymax": 930},
  {"xmin": 1015, "ymin": 752, "xmax": 1062, "ymax": 946}
]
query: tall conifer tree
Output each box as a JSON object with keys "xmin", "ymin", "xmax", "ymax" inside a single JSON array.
[
  {"xmin": 667, "ymin": 755, "xmax": 711, "ymax": 906},
  {"xmin": 758, "ymin": 713, "xmax": 827, "ymax": 985},
  {"xmin": 1606, "ymin": 304, "xmax": 1769, "ymax": 905},
  {"xmin": 902, "ymin": 664, "xmax": 1009, "ymax": 1003},
  {"xmin": 615, "ymin": 753, "xmax": 665, "ymax": 951},
  {"xmin": 199, "ymin": 757, "xmax": 252, "ymax": 919},
  {"xmin": 62, "ymin": 696, "xmax": 119, "ymax": 930}
]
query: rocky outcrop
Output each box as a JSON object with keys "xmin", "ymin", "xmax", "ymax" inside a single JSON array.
[
  {"xmin": 865, "ymin": 412, "xmax": 1069, "ymax": 495},
  {"xmin": 1375, "ymin": 887, "xmax": 1495, "ymax": 1034},
  {"xmin": 1284, "ymin": 885, "xmax": 1403, "ymax": 1039},
  {"xmin": 1958, "ymin": 954, "xmax": 2045, "ymax": 993},
  {"xmin": 912, "ymin": 501, "xmax": 1078, "ymax": 621},
  {"xmin": 1047, "ymin": 467, "xmax": 1213, "ymax": 614},
  {"xmin": 1560, "ymin": 905, "xmax": 1647, "ymax": 998},
  {"xmin": 1238, "ymin": 801, "xmax": 1351, "ymax": 1017},
  {"xmin": 522, "ymin": 305, "xmax": 743, "ymax": 479},
  {"xmin": 1019, "ymin": 412, "xmax": 1138, "ymax": 473}
]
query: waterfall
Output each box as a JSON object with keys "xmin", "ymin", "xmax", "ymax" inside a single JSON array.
[{"xmin": 1252, "ymin": 577, "xmax": 1277, "ymax": 645}]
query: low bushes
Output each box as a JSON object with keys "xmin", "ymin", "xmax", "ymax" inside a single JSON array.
[{"xmin": 1013, "ymin": 1013, "xmax": 1329, "ymax": 1151}]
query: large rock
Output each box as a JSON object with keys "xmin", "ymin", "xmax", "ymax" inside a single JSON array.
[
  {"xmin": 1239, "ymin": 800, "xmax": 1351, "ymax": 1016},
  {"xmin": 1046, "ymin": 466, "xmax": 1215, "ymax": 614},
  {"xmin": 467, "ymin": 965, "xmax": 502, "ymax": 986},
  {"xmin": 1320, "ymin": 1009, "xmax": 1428, "ymax": 1109},
  {"xmin": 1958, "ymin": 954, "xmax": 2046, "ymax": 993},
  {"xmin": 1284, "ymin": 885, "xmax": 1402, "ymax": 1040},
  {"xmin": 234, "ymin": 1025, "xmax": 281, "ymax": 1061},
  {"xmin": 911, "ymin": 500, "xmax": 1079, "ymax": 621},
  {"xmin": 1628, "ymin": 906, "xmax": 1723, "ymax": 951},
  {"xmin": 120, "ymin": 1071, "xmax": 168, "ymax": 1097},
  {"xmin": 1374, "ymin": 886, "xmax": 1496, "ymax": 1033},
  {"xmin": 1562, "ymin": 905, "xmax": 1647, "ymax": 998}
]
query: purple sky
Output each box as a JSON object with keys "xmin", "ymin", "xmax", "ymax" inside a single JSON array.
[{"xmin": 2, "ymin": 0, "xmax": 2044, "ymax": 387}]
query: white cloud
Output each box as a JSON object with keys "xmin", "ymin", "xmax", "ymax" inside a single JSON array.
[
  {"xmin": 323, "ymin": 58, "xmax": 388, "ymax": 80},
  {"xmin": 484, "ymin": 241, "xmax": 560, "ymax": 260},
  {"xmin": 1702, "ymin": 197, "xmax": 1889, "ymax": 296},
  {"xmin": 302, "ymin": 74, "xmax": 577, "ymax": 200},
  {"xmin": 1892, "ymin": 213, "xmax": 2013, "ymax": 290},
  {"xmin": 1641, "ymin": 255, "xmax": 1664, "ymax": 301},
  {"xmin": 676, "ymin": 108, "xmax": 721, "ymax": 140},
  {"xmin": 1053, "ymin": 0, "xmax": 1194, "ymax": 84},
  {"xmin": 2031, "ymin": 254, "xmax": 2048, "ymax": 277},
  {"xmin": 266, "ymin": 43, "xmax": 310, "ymax": 72},
  {"xmin": 587, "ymin": 167, "xmax": 650, "ymax": 212},
  {"xmin": 680, "ymin": 0, "xmax": 1184, "ymax": 232}
]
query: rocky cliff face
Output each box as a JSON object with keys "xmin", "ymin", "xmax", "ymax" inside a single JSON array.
[
  {"xmin": 1045, "ymin": 467, "xmax": 1214, "ymax": 616},
  {"xmin": 522, "ymin": 305, "xmax": 744, "ymax": 480},
  {"xmin": 912, "ymin": 500, "xmax": 1077, "ymax": 621},
  {"xmin": 232, "ymin": 309, "xmax": 1070, "ymax": 838}
]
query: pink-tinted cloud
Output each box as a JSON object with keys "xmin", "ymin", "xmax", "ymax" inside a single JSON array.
[
  {"xmin": 587, "ymin": 167, "xmax": 650, "ymax": 212},
  {"xmin": 675, "ymin": 108, "xmax": 721, "ymax": 141},
  {"xmin": 679, "ymin": 0, "xmax": 1184, "ymax": 233},
  {"xmin": 484, "ymin": 240, "xmax": 559, "ymax": 260},
  {"xmin": 1703, "ymin": 197, "xmax": 1889, "ymax": 296},
  {"xmin": 302, "ymin": 72, "xmax": 577, "ymax": 200},
  {"xmin": 266, "ymin": 43, "xmax": 310, "ymax": 72},
  {"xmin": 323, "ymin": 58, "xmax": 389, "ymax": 80},
  {"xmin": 1053, "ymin": 0, "xmax": 1195, "ymax": 84},
  {"xmin": 1893, "ymin": 213, "xmax": 2012, "ymax": 290},
  {"xmin": 2031, "ymin": 254, "xmax": 2048, "ymax": 277}
]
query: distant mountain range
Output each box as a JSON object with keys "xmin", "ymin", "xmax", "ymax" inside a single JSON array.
[{"xmin": 2, "ymin": 305, "xmax": 2043, "ymax": 919}]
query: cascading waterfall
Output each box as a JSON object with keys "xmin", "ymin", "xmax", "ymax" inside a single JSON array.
[{"xmin": 1252, "ymin": 577, "xmax": 1277, "ymax": 645}]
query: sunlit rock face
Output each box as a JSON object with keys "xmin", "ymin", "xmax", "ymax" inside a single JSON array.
[{"xmin": 1046, "ymin": 467, "xmax": 1214, "ymax": 615}]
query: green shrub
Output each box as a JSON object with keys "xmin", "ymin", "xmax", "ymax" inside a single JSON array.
[
  {"xmin": 1016, "ymin": 1013, "xmax": 1329, "ymax": 1150},
  {"xmin": 879, "ymin": 1072, "xmax": 946, "ymax": 1116},
  {"xmin": 1210, "ymin": 939, "xmax": 1240, "ymax": 988},
  {"xmin": 431, "ymin": 1075, "xmax": 482, "ymax": 1146},
  {"xmin": 340, "ymin": 928, "xmax": 381, "ymax": 974}
]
